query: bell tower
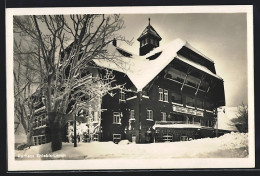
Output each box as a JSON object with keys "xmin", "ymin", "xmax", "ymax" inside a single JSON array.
[{"xmin": 137, "ymin": 18, "xmax": 162, "ymax": 56}]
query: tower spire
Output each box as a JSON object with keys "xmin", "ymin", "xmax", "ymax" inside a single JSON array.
[{"xmin": 137, "ymin": 18, "xmax": 162, "ymax": 56}]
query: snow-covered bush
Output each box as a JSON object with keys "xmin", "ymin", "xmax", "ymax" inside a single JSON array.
[
  {"xmin": 118, "ymin": 140, "xmax": 131, "ymax": 145},
  {"xmin": 16, "ymin": 143, "xmax": 30, "ymax": 150},
  {"xmin": 220, "ymin": 132, "xmax": 248, "ymax": 156}
]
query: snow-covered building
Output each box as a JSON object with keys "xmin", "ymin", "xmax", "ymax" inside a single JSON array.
[
  {"xmin": 94, "ymin": 19, "xmax": 226, "ymax": 143},
  {"xmin": 30, "ymin": 18, "xmax": 227, "ymax": 145}
]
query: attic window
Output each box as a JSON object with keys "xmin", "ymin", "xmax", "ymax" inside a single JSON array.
[
  {"xmin": 116, "ymin": 48, "xmax": 132, "ymax": 57},
  {"xmin": 146, "ymin": 52, "xmax": 162, "ymax": 60}
]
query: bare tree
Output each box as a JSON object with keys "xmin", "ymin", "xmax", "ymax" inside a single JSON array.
[
  {"xmin": 13, "ymin": 14, "xmax": 127, "ymax": 151},
  {"xmin": 13, "ymin": 36, "xmax": 41, "ymax": 146}
]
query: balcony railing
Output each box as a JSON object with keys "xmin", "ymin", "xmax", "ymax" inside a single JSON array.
[{"xmin": 155, "ymin": 121, "xmax": 200, "ymax": 125}]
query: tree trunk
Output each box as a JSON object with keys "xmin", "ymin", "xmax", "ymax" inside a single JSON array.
[
  {"xmin": 26, "ymin": 131, "xmax": 33, "ymax": 147},
  {"xmin": 48, "ymin": 111, "xmax": 62, "ymax": 152}
]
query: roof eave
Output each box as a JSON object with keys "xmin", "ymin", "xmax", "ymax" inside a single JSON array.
[{"xmin": 137, "ymin": 33, "xmax": 162, "ymax": 41}]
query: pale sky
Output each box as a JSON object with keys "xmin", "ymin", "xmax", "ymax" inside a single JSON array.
[{"xmin": 116, "ymin": 13, "xmax": 248, "ymax": 107}]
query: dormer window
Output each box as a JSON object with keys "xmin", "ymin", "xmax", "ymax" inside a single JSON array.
[
  {"xmin": 151, "ymin": 38, "xmax": 154, "ymax": 45},
  {"xmin": 146, "ymin": 52, "xmax": 162, "ymax": 60},
  {"xmin": 155, "ymin": 40, "xmax": 159, "ymax": 47},
  {"xmin": 141, "ymin": 40, "xmax": 145, "ymax": 46},
  {"xmin": 145, "ymin": 38, "xmax": 148, "ymax": 45}
]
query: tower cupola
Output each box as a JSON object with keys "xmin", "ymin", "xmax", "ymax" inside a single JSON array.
[{"xmin": 137, "ymin": 18, "xmax": 162, "ymax": 56}]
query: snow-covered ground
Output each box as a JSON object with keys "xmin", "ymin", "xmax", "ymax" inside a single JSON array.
[{"xmin": 15, "ymin": 132, "xmax": 248, "ymax": 160}]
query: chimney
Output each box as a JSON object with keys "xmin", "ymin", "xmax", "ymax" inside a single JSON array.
[{"xmin": 112, "ymin": 38, "xmax": 117, "ymax": 47}]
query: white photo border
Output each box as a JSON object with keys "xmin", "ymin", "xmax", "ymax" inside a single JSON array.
[{"xmin": 6, "ymin": 5, "xmax": 254, "ymax": 171}]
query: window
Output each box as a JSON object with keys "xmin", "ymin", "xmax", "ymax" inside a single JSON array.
[
  {"xmin": 159, "ymin": 88, "xmax": 169, "ymax": 102},
  {"xmin": 186, "ymin": 96, "xmax": 195, "ymax": 107},
  {"xmin": 163, "ymin": 134, "xmax": 173, "ymax": 142},
  {"xmin": 141, "ymin": 40, "xmax": 145, "ymax": 46},
  {"xmin": 113, "ymin": 134, "xmax": 121, "ymax": 143},
  {"xmin": 164, "ymin": 90, "xmax": 168, "ymax": 102},
  {"xmin": 159, "ymin": 88, "xmax": 163, "ymax": 101},
  {"xmin": 145, "ymin": 38, "xmax": 148, "ymax": 44},
  {"xmin": 151, "ymin": 38, "xmax": 154, "ymax": 45},
  {"xmin": 93, "ymin": 134, "xmax": 99, "ymax": 141},
  {"xmin": 33, "ymin": 115, "xmax": 47, "ymax": 128},
  {"xmin": 119, "ymin": 91, "xmax": 126, "ymax": 102},
  {"xmin": 147, "ymin": 110, "xmax": 153, "ymax": 120},
  {"xmin": 161, "ymin": 112, "xmax": 166, "ymax": 121},
  {"xmin": 155, "ymin": 40, "xmax": 159, "ymax": 47},
  {"xmin": 130, "ymin": 110, "xmax": 135, "ymax": 119},
  {"xmin": 33, "ymin": 135, "xmax": 46, "ymax": 146},
  {"xmin": 113, "ymin": 112, "xmax": 121, "ymax": 124},
  {"xmin": 171, "ymin": 92, "xmax": 182, "ymax": 104}
]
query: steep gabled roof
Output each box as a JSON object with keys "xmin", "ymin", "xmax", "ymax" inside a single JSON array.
[
  {"xmin": 93, "ymin": 38, "xmax": 222, "ymax": 91},
  {"xmin": 137, "ymin": 25, "xmax": 162, "ymax": 41}
]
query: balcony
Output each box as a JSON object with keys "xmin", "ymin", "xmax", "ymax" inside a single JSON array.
[{"xmin": 153, "ymin": 121, "xmax": 201, "ymax": 129}]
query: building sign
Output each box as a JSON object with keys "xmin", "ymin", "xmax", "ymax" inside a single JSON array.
[
  {"xmin": 173, "ymin": 105, "xmax": 187, "ymax": 113},
  {"xmin": 196, "ymin": 110, "xmax": 204, "ymax": 117},
  {"xmin": 187, "ymin": 108, "xmax": 196, "ymax": 115},
  {"xmin": 172, "ymin": 105, "xmax": 204, "ymax": 117}
]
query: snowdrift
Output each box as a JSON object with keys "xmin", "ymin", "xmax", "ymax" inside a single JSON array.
[{"xmin": 15, "ymin": 132, "xmax": 248, "ymax": 160}]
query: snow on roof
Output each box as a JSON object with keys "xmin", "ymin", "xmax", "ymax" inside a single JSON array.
[{"xmin": 93, "ymin": 38, "xmax": 222, "ymax": 91}]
